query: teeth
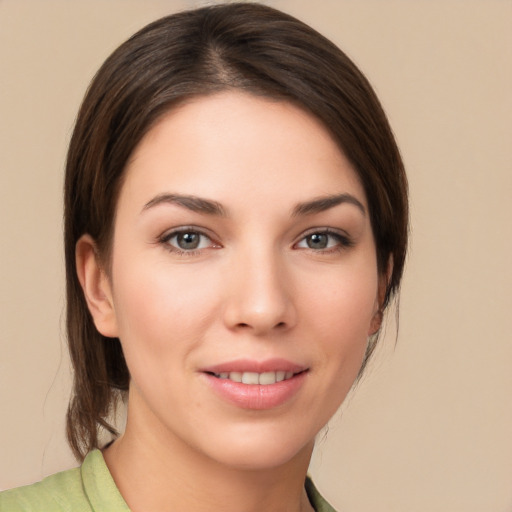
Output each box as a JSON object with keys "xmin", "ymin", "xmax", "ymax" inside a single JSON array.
[
  {"xmin": 229, "ymin": 371, "xmax": 242, "ymax": 383},
  {"xmin": 259, "ymin": 371, "xmax": 276, "ymax": 385},
  {"xmin": 215, "ymin": 370, "xmax": 298, "ymax": 385},
  {"xmin": 242, "ymin": 372, "xmax": 259, "ymax": 384}
]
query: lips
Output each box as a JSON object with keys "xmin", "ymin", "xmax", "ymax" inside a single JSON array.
[
  {"xmin": 200, "ymin": 359, "xmax": 308, "ymax": 410},
  {"xmin": 202, "ymin": 358, "xmax": 306, "ymax": 375}
]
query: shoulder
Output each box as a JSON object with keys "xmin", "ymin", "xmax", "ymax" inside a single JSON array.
[
  {"xmin": 0, "ymin": 466, "xmax": 88, "ymax": 512},
  {"xmin": 0, "ymin": 450, "xmax": 129, "ymax": 512}
]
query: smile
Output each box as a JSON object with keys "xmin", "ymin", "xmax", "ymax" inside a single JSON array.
[
  {"xmin": 202, "ymin": 361, "xmax": 308, "ymax": 410},
  {"xmin": 211, "ymin": 371, "xmax": 298, "ymax": 385}
]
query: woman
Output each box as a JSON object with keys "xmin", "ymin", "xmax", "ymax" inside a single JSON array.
[{"xmin": 0, "ymin": 3, "xmax": 407, "ymax": 511}]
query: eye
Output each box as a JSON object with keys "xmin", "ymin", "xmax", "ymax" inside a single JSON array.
[
  {"xmin": 295, "ymin": 230, "xmax": 352, "ymax": 251},
  {"xmin": 160, "ymin": 228, "xmax": 217, "ymax": 253}
]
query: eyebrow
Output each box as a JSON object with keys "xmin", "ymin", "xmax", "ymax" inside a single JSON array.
[
  {"xmin": 141, "ymin": 192, "xmax": 365, "ymax": 218},
  {"xmin": 142, "ymin": 193, "xmax": 227, "ymax": 216},
  {"xmin": 292, "ymin": 193, "xmax": 366, "ymax": 217}
]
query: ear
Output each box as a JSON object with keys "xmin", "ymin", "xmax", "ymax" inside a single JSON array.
[
  {"xmin": 368, "ymin": 256, "xmax": 394, "ymax": 335},
  {"xmin": 75, "ymin": 234, "xmax": 119, "ymax": 338}
]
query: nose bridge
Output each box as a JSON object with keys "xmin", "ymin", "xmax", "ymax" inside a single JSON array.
[{"xmin": 223, "ymin": 240, "xmax": 295, "ymax": 334}]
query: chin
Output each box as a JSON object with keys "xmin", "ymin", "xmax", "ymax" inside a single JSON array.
[{"xmin": 196, "ymin": 422, "xmax": 316, "ymax": 472}]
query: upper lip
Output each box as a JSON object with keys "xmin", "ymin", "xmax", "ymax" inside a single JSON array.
[{"xmin": 200, "ymin": 358, "xmax": 307, "ymax": 375}]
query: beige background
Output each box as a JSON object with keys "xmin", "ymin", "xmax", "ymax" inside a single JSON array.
[{"xmin": 1, "ymin": 0, "xmax": 511, "ymax": 510}]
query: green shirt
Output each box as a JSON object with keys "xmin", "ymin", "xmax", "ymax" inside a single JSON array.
[{"xmin": 0, "ymin": 450, "xmax": 336, "ymax": 511}]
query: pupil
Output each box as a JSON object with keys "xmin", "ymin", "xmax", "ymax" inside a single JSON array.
[
  {"xmin": 178, "ymin": 232, "xmax": 199, "ymax": 249},
  {"xmin": 308, "ymin": 233, "xmax": 327, "ymax": 249}
]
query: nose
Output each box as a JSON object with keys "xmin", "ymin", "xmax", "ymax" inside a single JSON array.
[{"xmin": 222, "ymin": 247, "xmax": 297, "ymax": 335}]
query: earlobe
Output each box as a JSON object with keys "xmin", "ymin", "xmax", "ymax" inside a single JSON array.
[
  {"xmin": 368, "ymin": 309, "xmax": 383, "ymax": 335},
  {"xmin": 75, "ymin": 235, "xmax": 118, "ymax": 338},
  {"xmin": 368, "ymin": 256, "xmax": 394, "ymax": 335}
]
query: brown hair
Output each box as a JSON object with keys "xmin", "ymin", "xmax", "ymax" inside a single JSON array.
[{"xmin": 64, "ymin": 2, "xmax": 408, "ymax": 460}]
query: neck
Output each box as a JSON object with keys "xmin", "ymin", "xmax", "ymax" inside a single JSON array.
[{"xmin": 103, "ymin": 392, "xmax": 315, "ymax": 512}]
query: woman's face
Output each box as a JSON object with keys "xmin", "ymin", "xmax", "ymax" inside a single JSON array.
[{"xmin": 91, "ymin": 92, "xmax": 383, "ymax": 470}]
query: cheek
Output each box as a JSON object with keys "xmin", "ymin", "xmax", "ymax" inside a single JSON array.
[
  {"xmin": 110, "ymin": 258, "xmax": 221, "ymax": 363},
  {"xmin": 303, "ymin": 264, "xmax": 379, "ymax": 381},
  {"xmin": 306, "ymin": 266, "xmax": 379, "ymax": 337}
]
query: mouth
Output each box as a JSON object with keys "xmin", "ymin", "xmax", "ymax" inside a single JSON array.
[
  {"xmin": 206, "ymin": 370, "xmax": 305, "ymax": 385},
  {"xmin": 200, "ymin": 359, "xmax": 309, "ymax": 409}
]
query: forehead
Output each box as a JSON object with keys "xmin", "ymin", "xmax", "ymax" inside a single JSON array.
[{"xmin": 119, "ymin": 91, "xmax": 367, "ymax": 214}]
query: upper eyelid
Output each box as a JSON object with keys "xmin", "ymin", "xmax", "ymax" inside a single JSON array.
[
  {"xmin": 158, "ymin": 228, "xmax": 216, "ymax": 250},
  {"xmin": 296, "ymin": 227, "xmax": 351, "ymax": 240},
  {"xmin": 159, "ymin": 225, "xmax": 216, "ymax": 240}
]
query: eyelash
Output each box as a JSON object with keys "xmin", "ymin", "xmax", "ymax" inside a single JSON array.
[
  {"xmin": 294, "ymin": 228, "xmax": 354, "ymax": 254},
  {"xmin": 159, "ymin": 227, "xmax": 219, "ymax": 256},
  {"xmin": 158, "ymin": 227, "xmax": 354, "ymax": 256}
]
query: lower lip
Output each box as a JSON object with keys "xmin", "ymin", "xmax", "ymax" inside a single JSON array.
[{"xmin": 203, "ymin": 372, "xmax": 307, "ymax": 410}]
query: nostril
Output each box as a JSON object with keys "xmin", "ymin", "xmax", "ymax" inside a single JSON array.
[{"xmin": 235, "ymin": 321, "xmax": 287, "ymax": 331}]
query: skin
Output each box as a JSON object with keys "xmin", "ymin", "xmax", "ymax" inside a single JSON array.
[{"xmin": 77, "ymin": 92, "xmax": 386, "ymax": 512}]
